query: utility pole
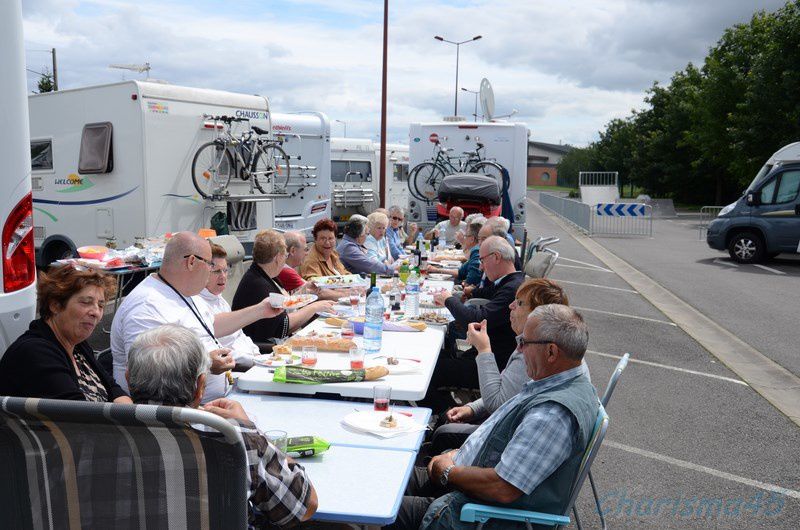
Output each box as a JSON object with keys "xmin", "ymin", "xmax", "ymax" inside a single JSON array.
[
  {"xmin": 51, "ymin": 48, "xmax": 58, "ymax": 91},
  {"xmin": 379, "ymin": 0, "xmax": 388, "ymax": 208}
]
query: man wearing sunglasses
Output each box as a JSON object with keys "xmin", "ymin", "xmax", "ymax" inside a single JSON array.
[{"xmin": 388, "ymin": 305, "xmax": 598, "ymax": 530}]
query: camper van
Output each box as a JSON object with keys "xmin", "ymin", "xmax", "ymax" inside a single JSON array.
[
  {"xmin": 707, "ymin": 142, "xmax": 800, "ymax": 263},
  {"xmin": 329, "ymin": 138, "xmax": 409, "ymax": 225},
  {"xmin": 407, "ymin": 121, "xmax": 529, "ymax": 235},
  {"xmin": 29, "ymin": 81, "xmax": 331, "ymax": 265},
  {"xmin": 1, "ymin": 0, "xmax": 37, "ymax": 355}
]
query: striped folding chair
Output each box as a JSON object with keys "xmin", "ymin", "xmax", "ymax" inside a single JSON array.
[
  {"xmin": 460, "ymin": 404, "xmax": 609, "ymax": 530},
  {"xmin": 525, "ymin": 247, "xmax": 559, "ymax": 279},
  {"xmin": 0, "ymin": 396, "xmax": 249, "ymax": 530}
]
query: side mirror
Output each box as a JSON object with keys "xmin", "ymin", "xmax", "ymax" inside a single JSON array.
[{"xmin": 746, "ymin": 193, "xmax": 759, "ymax": 206}]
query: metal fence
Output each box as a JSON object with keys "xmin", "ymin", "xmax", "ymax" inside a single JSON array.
[
  {"xmin": 539, "ymin": 193, "xmax": 653, "ymax": 237},
  {"xmin": 579, "ymin": 171, "xmax": 618, "ymax": 187},
  {"xmin": 698, "ymin": 206, "xmax": 724, "ymax": 240}
]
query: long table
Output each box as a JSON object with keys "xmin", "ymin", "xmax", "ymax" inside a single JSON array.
[{"xmin": 236, "ymin": 319, "xmax": 445, "ymax": 400}]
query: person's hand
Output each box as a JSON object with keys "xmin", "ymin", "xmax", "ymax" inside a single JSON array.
[
  {"xmin": 446, "ymin": 405, "xmax": 474, "ymax": 423},
  {"xmin": 201, "ymin": 398, "xmax": 250, "ymax": 422},
  {"xmin": 466, "ymin": 320, "xmax": 491, "ymax": 352},
  {"xmin": 209, "ymin": 348, "xmax": 235, "ymax": 374},
  {"xmin": 297, "ymin": 281, "xmax": 321, "ymax": 295},
  {"xmin": 433, "ymin": 291, "xmax": 451, "ymax": 307},
  {"xmin": 427, "ymin": 451, "xmax": 456, "ymax": 483},
  {"xmin": 259, "ymin": 298, "xmax": 285, "ymax": 318},
  {"xmin": 310, "ymin": 300, "xmax": 336, "ymax": 314},
  {"xmin": 456, "ymin": 231, "xmax": 465, "ymax": 244},
  {"xmin": 462, "ymin": 285, "xmax": 476, "ymax": 298}
]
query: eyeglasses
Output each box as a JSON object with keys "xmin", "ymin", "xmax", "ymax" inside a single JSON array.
[
  {"xmin": 210, "ymin": 268, "xmax": 230, "ymax": 277},
  {"xmin": 478, "ymin": 252, "xmax": 497, "ymax": 263},
  {"xmin": 391, "ymin": 216, "xmax": 404, "ymax": 222},
  {"xmin": 516, "ymin": 335, "xmax": 555, "ymax": 349},
  {"xmin": 184, "ymin": 254, "xmax": 214, "ymax": 267}
]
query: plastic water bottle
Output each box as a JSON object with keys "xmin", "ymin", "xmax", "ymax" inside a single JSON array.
[
  {"xmin": 405, "ymin": 270, "xmax": 420, "ymax": 318},
  {"xmin": 364, "ymin": 287, "xmax": 384, "ymax": 355}
]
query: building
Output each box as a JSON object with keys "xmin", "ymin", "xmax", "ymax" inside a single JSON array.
[{"xmin": 527, "ymin": 140, "xmax": 572, "ymax": 187}]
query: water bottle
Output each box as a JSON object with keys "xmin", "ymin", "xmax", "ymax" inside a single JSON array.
[
  {"xmin": 405, "ymin": 270, "xmax": 420, "ymax": 318},
  {"xmin": 364, "ymin": 287, "xmax": 384, "ymax": 355}
]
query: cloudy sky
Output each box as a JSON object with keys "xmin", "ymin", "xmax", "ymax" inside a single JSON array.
[{"xmin": 22, "ymin": 0, "xmax": 786, "ymax": 145}]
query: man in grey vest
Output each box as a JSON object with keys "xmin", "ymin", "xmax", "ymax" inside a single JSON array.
[{"xmin": 387, "ymin": 304, "xmax": 599, "ymax": 530}]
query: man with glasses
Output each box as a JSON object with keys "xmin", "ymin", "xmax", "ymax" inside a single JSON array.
[
  {"xmin": 387, "ymin": 305, "xmax": 599, "ymax": 530},
  {"xmin": 111, "ymin": 232, "xmax": 283, "ymax": 403}
]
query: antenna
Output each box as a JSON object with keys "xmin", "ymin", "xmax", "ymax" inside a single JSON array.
[{"xmin": 108, "ymin": 62, "xmax": 151, "ymax": 78}]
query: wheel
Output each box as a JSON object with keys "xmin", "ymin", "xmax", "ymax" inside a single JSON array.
[
  {"xmin": 409, "ymin": 162, "xmax": 446, "ymax": 202},
  {"xmin": 727, "ymin": 231, "xmax": 765, "ymax": 263},
  {"xmin": 469, "ymin": 161, "xmax": 508, "ymax": 194},
  {"xmin": 191, "ymin": 142, "xmax": 233, "ymax": 199},
  {"xmin": 252, "ymin": 144, "xmax": 291, "ymax": 194}
]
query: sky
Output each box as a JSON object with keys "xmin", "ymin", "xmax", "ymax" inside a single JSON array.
[{"xmin": 21, "ymin": 0, "xmax": 787, "ymax": 146}]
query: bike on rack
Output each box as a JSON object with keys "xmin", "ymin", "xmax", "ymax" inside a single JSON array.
[
  {"xmin": 408, "ymin": 139, "xmax": 506, "ymax": 202},
  {"xmin": 191, "ymin": 115, "xmax": 291, "ymax": 199}
]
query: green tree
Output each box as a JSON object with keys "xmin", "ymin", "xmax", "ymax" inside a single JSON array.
[
  {"xmin": 37, "ymin": 68, "xmax": 54, "ymax": 93},
  {"xmin": 556, "ymin": 144, "xmax": 598, "ymax": 188}
]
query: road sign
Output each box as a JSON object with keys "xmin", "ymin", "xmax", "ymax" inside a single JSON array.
[
  {"xmin": 429, "ymin": 133, "xmax": 439, "ymax": 143},
  {"xmin": 595, "ymin": 203, "xmax": 646, "ymax": 217}
]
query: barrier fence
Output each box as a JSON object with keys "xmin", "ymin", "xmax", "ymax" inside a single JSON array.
[
  {"xmin": 698, "ymin": 206, "xmax": 724, "ymax": 240},
  {"xmin": 539, "ymin": 193, "xmax": 653, "ymax": 237}
]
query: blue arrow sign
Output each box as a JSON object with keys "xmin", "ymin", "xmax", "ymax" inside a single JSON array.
[{"xmin": 595, "ymin": 203, "xmax": 647, "ymax": 216}]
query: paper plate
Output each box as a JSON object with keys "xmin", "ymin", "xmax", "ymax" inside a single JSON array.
[
  {"xmin": 367, "ymin": 357, "xmax": 421, "ymax": 375},
  {"xmin": 283, "ymin": 294, "xmax": 318, "ymax": 312},
  {"xmin": 253, "ymin": 354, "xmax": 301, "ymax": 367},
  {"xmin": 342, "ymin": 410, "xmax": 421, "ymax": 437},
  {"xmin": 427, "ymin": 273, "xmax": 451, "ymax": 281}
]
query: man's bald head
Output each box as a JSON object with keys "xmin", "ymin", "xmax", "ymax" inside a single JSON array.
[
  {"xmin": 162, "ymin": 232, "xmax": 211, "ymax": 268},
  {"xmin": 159, "ymin": 232, "xmax": 212, "ymax": 296}
]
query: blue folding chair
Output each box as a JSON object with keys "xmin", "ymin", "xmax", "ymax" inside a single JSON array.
[{"xmin": 460, "ymin": 404, "xmax": 609, "ymax": 529}]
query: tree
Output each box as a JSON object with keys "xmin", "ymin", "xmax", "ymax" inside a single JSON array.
[
  {"xmin": 556, "ymin": 145, "xmax": 598, "ymax": 188},
  {"xmin": 37, "ymin": 68, "xmax": 54, "ymax": 93}
]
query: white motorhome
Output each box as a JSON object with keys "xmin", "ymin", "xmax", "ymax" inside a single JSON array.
[
  {"xmin": 329, "ymin": 137, "xmax": 409, "ymax": 225},
  {"xmin": 0, "ymin": 0, "xmax": 37, "ymax": 354},
  {"xmin": 28, "ymin": 81, "xmax": 331, "ymax": 264},
  {"xmin": 407, "ymin": 121, "xmax": 529, "ymax": 235}
]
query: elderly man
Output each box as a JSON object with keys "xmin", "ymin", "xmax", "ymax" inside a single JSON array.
[
  {"xmin": 111, "ymin": 232, "xmax": 282, "ymax": 403},
  {"xmin": 434, "ymin": 236, "xmax": 524, "ymax": 366},
  {"xmin": 337, "ymin": 217, "xmax": 395, "ymax": 275},
  {"xmin": 387, "ymin": 205, "xmax": 418, "ymax": 259},
  {"xmin": 386, "ymin": 305, "xmax": 599, "ymax": 530},
  {"xmin": 126, "ymin": 324, "xmax": 318, "ymax": 528},
  {"xmin": 426, "ymin": 206, "xmax": 465, "ymax": 243}
]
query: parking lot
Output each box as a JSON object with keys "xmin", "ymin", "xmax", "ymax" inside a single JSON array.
[{"xmin": 526, "ymin": 193, "xmax": 800, "ymax": 528}]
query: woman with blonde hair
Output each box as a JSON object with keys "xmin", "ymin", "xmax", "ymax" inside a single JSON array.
[{"xmin": 364, "ymin": 211, "xmax": 393, "ymax": 265}]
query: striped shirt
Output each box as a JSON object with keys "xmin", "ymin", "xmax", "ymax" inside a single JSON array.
[{"xmin": 453, "ymin": 363, "xmax": 589, "ymax": 495}]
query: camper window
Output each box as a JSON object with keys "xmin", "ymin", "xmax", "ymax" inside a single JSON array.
[
  {"xmin": 30, "ymin": 139, "xmax": 53, "ymax": 171},
  {"xmin": 78, "ymin": 122, "xmax": 114, "ymax": 174},
  {"xmin": 393, "ymin": 163, "xmax": 409, "ymax": 182},
  {"xmin": 332, "ymin": 160, "xmax": 371, "ymax": 183},
  {"xmin": 774, "ymin": 170, "xmax": 800, "ymax": 204}
]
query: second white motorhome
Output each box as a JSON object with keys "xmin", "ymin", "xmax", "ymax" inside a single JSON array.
[{"xmin": 29, "ymin": 81, "xmax": 331, "ymax": 264}]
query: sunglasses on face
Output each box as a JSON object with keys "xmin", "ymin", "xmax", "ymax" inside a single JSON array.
[
  {"xmin": 516, "ymin": 335, "xmax": 554, "ymax": 349},
  {"xmin": 391, "ymin": 216, "xmax": 404, "ymax": 222}
]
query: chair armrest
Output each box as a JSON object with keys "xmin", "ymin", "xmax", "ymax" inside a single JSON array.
[{"xmin": 460, "ymin": 502, "xmax": 570, "ymax": 526}]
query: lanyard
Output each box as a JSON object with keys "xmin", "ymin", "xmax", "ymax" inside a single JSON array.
[{"xmin": 157, "ymin": 273, "xmax": 220, "ymax": 347}]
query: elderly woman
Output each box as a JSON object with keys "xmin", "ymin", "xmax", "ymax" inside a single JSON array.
[
  {"xmin": 299, "ymin": 218, "xmax": 350, "ymax": 280},
  {"xmin": 232, "ymin": 229, "xmax": 335, "ymax": 343},
  {"xmin": 428, "ymin": 218, "xmax": 485, "ymax": 286},
  {"xmin": 364, "ymin": 211, "xmax": 393, "ymax": 265},
  {"xmin": 421, "ymin": 278, "xmax": 569, "ymax": 415},
  {"xmin": 337, "ymin": 217, "xmax": 395, "ymax": 276},
  {"xmin": 0, "ymin": 265, "xmax": 131, "ymax": 403}
]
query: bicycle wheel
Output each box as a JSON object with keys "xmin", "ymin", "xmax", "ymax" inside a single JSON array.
[
  {"xmin": 191, "ymin": 142, "xmax": 234, "ymax": 199},
  {"xmin": 469, "ymin": 161, "xmax": 508, "ymax": 194},
  {"xmin": 251, "ymin": 144, "xmax": 291, "ymax": 194},
  {"xmin": 409, "ymin": 162, "xmax": 446, "ymax": 202}
]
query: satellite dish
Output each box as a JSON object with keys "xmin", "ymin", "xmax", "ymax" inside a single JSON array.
[
  {"xmin": 109, "ymin": 62, "xmax": 151, "ymax": 79},
  {"xmin": 479, "ymin": 78, "xmax": 495, "ymax": 121}
]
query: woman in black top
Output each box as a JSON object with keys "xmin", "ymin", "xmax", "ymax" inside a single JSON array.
[
  {"xmin": 232, "ymin": 229, "xmax": 334, "ymax": 343},
  {"xmin": 0, "ymin": 265, "xmax": 131, "ymax": 403}
]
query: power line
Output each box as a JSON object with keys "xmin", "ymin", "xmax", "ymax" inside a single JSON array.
[{"xmin": 26, "ymin": 67, "xmax": 49, "ymax": 77}]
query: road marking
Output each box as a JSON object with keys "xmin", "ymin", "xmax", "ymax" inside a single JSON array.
[
  {"xmin": 574, "ymin": 306, "xmax": 677, "ymax": 326},
  {"xmin": 714, "ymin": 258, "xmax": 738, "ymax": 268},
  {"xmin": 605, "ymin": 440, "xmax": 800, "ymax": 500},
  {"xmin": 559, "ymin": 257, "xmax": 613, "ymax": 272},
  {"xmin": 587, "ymin": 350, "xmax": 748, "ymax": 385},
  {"xmin": 754, "ymin": 264, "xmax": 786, "ymax": 275},
  {"xmin": 550, "ymin": 279, "xmax": 639, "ymax": 294},
  {"xmin": 556, "ymin": 263, "xmax": 615, "ymax": 273}
]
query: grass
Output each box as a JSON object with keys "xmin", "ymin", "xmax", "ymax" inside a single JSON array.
[{"xmin": 527, "ymin": 185, "xmax": 577, "ymax": 193}]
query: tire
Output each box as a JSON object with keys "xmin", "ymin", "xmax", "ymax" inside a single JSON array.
[
  {"xmin": 727, "ymin": 230, "xmax": 765, "ymax": 263},
  {"xmin": 252, "ymin": 144, "xmax": 291, "ymax": 194},
  {"xmin": 469, "ymin": 161, "xmax": 508, "ymax": 193},
  {"xmin": 191, "ymin": 142, "xmax": 233, "ymax": 199},
  {"xmin": 409, "ymin": 162, "xmax": 446, "ymax": 202}
]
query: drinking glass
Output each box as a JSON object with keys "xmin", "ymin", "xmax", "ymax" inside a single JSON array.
[
  {"xmin": 349, "ymin": 347, "xmax": 365, "ymax": 370},
  {"xmin": 265, "ymin": 430, "xmax": 288, "ymax": 453},
  {"xmin": 301, "ymin": 345, "xmax": 317, "ymax": 367},
  {"xmin": 373, "ymin": 384, "xmax": 391, "ymax": 412}
]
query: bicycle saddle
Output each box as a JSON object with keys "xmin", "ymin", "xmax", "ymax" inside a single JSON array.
[{"xmin": 252, "ymin": 126, "xmax": 269, "ymax": 135}]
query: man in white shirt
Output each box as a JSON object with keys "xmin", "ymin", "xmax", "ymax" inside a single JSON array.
[
  {"xmin": 426, "ymin": 206, "xmax": 466, "ymax": 243},
  {"xmin": 111, "ymin": 232, "xmax": 281, "ymax": 403},
  {"xmin": 198, "ymin": 243, "xmax": 260, "ymax": 368}
]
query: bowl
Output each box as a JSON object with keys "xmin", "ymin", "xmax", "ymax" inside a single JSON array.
[
  {"xmin": 77, "ymin": 245, "xmax": 108, "ymax": 261},
  {"xmin": 349, "ymin": 317, "xmax": 366, "ymax": 335}
]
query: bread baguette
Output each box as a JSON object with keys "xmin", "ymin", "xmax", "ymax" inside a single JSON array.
[{"xmin": 364, "ymin": 366, "xmax": 389, "ymax": 381}]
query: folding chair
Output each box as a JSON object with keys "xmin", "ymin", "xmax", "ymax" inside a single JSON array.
[
  {"xmin": 0, "ymin": 396, "xmax": 249, "ymax": 529},
  {"xmin": 460, "ymin": 404, "xmax": 609, "ymax": 530},
  {"xmin": 525, "ymin": 247, "xmax": 559, "ymax": 279}
]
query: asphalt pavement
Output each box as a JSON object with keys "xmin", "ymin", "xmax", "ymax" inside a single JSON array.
[{"xmin": 526, "ymin": 193, "xmax": 800, "ymax": 529}]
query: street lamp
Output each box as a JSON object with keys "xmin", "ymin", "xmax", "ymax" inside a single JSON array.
[
  {"xmin": 334, "ymin": 119, "xmax": 347, "ymax": 137},
  {"xmin": 461, "ymin": 87, "xmax": 479, "ymax": 121},
  {"xmin": 434, "ymin": 35, "xmax": 482, "ymax": 117}
]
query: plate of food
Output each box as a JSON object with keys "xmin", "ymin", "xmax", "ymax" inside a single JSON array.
[
  {"xmin": 368, "ymin": 356, "xmax": 421, "ymax": 375},
  {"xmin": 310, "ymin": 274, "xmax": 367, "ymax": 288},
  {"xmin": 415, "ymin": 312, "xmax": 451, "ymax": 325},
  {"xmin": 286, "ymin": 330, "xmax": 356, "ymax": 352},
  {"xmin": 341, "ymin": 410, "xmax": 422, "ymax": 437},
  {"xmin": 283, "ymin": 294, "xmax": 318, "ymax": 311},
  {"xmin": 253, "ymin": 353, "xmax": 301, "ymax": 367},
  {"xmin": 427, "ymin": 273, "xmax": 451, "ymax": 281}
]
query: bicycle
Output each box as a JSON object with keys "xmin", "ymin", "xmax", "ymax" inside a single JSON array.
[
  {"xmin": 191, "ymin": 115, "xmax": 291, "ymax": 199},
  {"xmin": 408, "ymin": 139, "xmax": 506, "ymax": 202}
]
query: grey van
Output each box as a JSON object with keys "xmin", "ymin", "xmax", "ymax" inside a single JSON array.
[{"xmin": 707, "ymin": 143, "xmax": 800, "ymax": 263}]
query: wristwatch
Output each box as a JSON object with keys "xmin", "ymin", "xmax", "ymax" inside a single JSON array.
[{"xmin": 440, "ymin": 464, "xmax": 456, "ymax": 486}]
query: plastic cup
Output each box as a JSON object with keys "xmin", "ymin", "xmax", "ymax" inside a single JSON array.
[
  {"xmin": 349, "ymin": 292, "xmax": 360, "ymax": 306},
  {"xmin": 265, "ymin": 430, "xmax": 288, "ymax": 453},
  {"xmin": 349, "ymin": 347, "xmax": 365, "ymax": 370},
  {"xmin": 269, "ymin": 293, "xmax": 286, "ymax": 308},
  {"xmin": 373, "ymin": 384, "xmax": 391, "ymax": 412},
  {"xmin": 341, "ymin": 320, "xmax": 355, "ymax": 339},
  {"xmin": 301, "ymin": 345, "xmax": 317, "ymax": 367}
]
